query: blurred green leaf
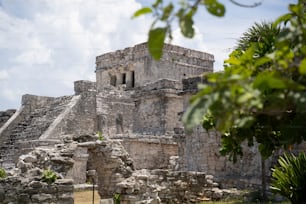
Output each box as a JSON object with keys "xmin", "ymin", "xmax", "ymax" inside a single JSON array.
[
  {"xmin": 224, "ymin": 55, "xmax": 240, "ymax": 65},
  {"xmin": 202, "ymin": 0, "xmax": 225, "ymax": 17},
  {"xmin": 299, "ymin": 58, "xmax": 306, "ymax": 74},
  {"xmin": 253, "ymin": 72, "xmax": 287, "ymax": 90},
  {"xmin": 179, "ymin": 14, "xmax": 195, "ymax": 38},
  {"xmin": 132, "ymin": 7, "xmax": 153, "ymax": 18},
  {"xmin": 152, "ymin": 0, "xmax": 162, "ymax": 8},
  {"xmin": 161, "ymin": 3, "xmax": 174, "ymax": 21},
  {"xmin": 148, "ymin": 27, "xmax": 167, "ymax": 60},
  {"xmin": 273, "ymin": 13, "xmax": 292, "ymax": 27}
]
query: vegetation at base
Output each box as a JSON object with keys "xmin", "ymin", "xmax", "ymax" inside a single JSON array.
[
  {"xmin": 97, "ymin": 131, "xmax": 104, "ymax": 141},
  {"xmin": 198, "ymin": 201, "xmax": 289, "ymax": 204},
  {"xmin": 0, "ymin": 168, "xmax": 6, "ymax": 179},
  {"xmin": 41, "ymin": 169, "xmax": 57, "ymax": 184},
  {"xmin": 271, "ymin": 152, "xmax": 306, "ymax": 204},
  {"xmin": 113, "ymin": 193, "xmax": 121, "ymax": 204}
]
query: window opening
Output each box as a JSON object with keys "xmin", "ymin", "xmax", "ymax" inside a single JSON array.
[
  {"xmin": 122, "ymin": 73, "xmax": 126, "ymax": 84},
  {"xmin": 131, "ymin": 71, "xmax": 135, "ymax": 87}
]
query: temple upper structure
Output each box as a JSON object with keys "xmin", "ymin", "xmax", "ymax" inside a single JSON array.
[{"xmin": 95, "ymin": 42, "xmax": 214, "ymax": 91}]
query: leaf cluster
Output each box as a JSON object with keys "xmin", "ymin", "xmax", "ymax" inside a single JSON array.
[
  {"xmin": 184, "ymin": 0, "xmax": 306, "ymax": 162},
  {"xmin": 133, "ymin": 0, "xmax": 225, "ymax": 59},
  {"xmin": 41, "ymin": 169, "xmax": 58, "ymax": 184},
  {"xmin": 0, "ymin": 168, "xmax": 6, "ymax": 179},
  {"xmin": 271, "ymin": 152, "xmax": 306, "ymax": 203}
]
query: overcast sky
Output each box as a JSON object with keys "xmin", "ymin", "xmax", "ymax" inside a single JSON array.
[{"xmin": 0, "ymin": 0, "xmax": 296, "ymax": 110}]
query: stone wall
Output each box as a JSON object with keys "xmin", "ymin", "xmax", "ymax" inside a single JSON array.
[
  {"xmin": 133, "ymin": 79, "xmax": 183, "ymax": 135},
  {"xmin": 95, "ymin": 79, "xmax": 182, "ymax": 170},
  {"xmin": 175, "ymin": 128, "xmax": 263, "ymax": 188},
  {"xmin": 96, "ymin": 90, "xmax": 135, "ymax": 136},
  {"xmin": 96, "ymin": 79, "xmax": 184, "ymax": 137},
  {"xmin": 117, "ymin": 136, "xmax": 178, "ymax": 169}
]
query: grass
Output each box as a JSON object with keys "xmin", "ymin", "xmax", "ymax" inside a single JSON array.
[
  {"xmin": 74, "ymin": 190, "xmax": 100, "ymax": 204},
  {"xmin": 74, "ymin": 190, "xmax": 290, "ymax": 204},
  {"xmin": 199, "ymin": 201, "xmax": 290, "ymax": 204}
]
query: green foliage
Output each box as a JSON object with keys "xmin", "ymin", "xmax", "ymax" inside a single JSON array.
[
  {"xmin": 271, "ymin": 152, "xmax": 306, "ymax": 204},
  {"xmin": 0, "ymin": 168, "xmax": 6, "ymax": 179},
  {"xmin": 202, "ymin": 0, "xmax": 225, "ymax": 17},
  {"xmin": 97, "ymin": 131, "xmax": 104, "ymax": 141},
  {"xmin": 133, "ymin": 0, "xmax": 226, "ymax": 60},
  {"xmin": 183, "ymin": 1, "xmax": 306, "ymax": 162},
  {"xmin": 132, "ymin": 7, "xmax": 152, "ymax": 18},
  {"xmin": 236, "ymin": 21, "xmax": 282, "ymax": 57},
  {"xmin": 148, "ymin": 27, "xmax": 167, "ymax": 60},
  {"xmin": 41, "ymin": 169, "xmax": 57, "ymax": 184},
  {"xmin": 113, "ymin": 193, "xmax": 121, "ymax": 204}
]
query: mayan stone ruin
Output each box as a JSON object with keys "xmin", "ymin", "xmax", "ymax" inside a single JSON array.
[{"xmin": 0, "ymin": 43, "xmax": 283, "ymax": 203}]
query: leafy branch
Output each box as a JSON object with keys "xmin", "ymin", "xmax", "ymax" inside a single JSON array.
[{"xmin": 133, "ymin": 0, "xmax": 263, "ymax": 60}]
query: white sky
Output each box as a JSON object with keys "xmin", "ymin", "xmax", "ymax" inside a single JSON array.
[{"xmin": 0, "ymin": 0, "xmax": 296, "ymax": 110}]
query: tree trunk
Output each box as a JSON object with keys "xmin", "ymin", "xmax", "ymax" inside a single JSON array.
[{"xmin": 261, "ymin": 157, "xmax": 267, "ymax": 200}]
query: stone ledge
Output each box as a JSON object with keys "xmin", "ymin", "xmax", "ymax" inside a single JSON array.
[{"xmin": 74, "ymin": 184, "xmax": 98, "ymax": 191}]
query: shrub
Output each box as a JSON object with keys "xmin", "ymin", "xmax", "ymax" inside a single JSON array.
[
  {"xmin": 0, "ymin": 168, "xmax": 6, "ymax": 179},
  {"xmin": 113, "ymin": 193, "xmax": 120, "ymax": 204},
  {"xmin": 41, "ymin": 169, "xmax": 57, "ymax": 184},
  {"xmin": 270, "ymin": 152, "xmax": 306, "ymax": 204}
]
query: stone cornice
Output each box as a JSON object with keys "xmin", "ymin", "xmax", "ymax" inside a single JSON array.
[{"xmin": 95, "ymin": 42, "xmax": 214, "ymax": 71}]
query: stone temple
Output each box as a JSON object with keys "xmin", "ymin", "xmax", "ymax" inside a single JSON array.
[{"xmin": 0, "ymin": 43, "xmax": 282, "ymax": 203}]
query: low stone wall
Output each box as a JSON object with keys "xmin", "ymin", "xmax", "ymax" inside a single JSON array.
[
  {"xmin": 81, "ymin": 138, "xmax": 240, "ymax": 204},
  {"xmin": 115, "ymin": 169, "xmax": 241, "ymax": 204},
  {"xmin": 0, "ymin": 177, "xmax": 73, "ymax": 204}
]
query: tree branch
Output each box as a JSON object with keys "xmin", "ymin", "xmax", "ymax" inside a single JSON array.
[{"xmin": 229, "ymin": 0, "xmax": 262, "ymax": 8}]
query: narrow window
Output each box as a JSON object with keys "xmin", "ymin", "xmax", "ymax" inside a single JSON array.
[
  {"xmin": 122, "ymin": 73, "xmax": 126, "ymax": 84},
  {"xmin": 131, "ymin": 71, "xmax": 135, "ymax": 87}
]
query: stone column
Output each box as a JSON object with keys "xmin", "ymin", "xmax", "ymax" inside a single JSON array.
[
  {"xmin": 126, "ymin": 71, "xmax": 133, "ymax": 88},
  {"xmin": 116, "ymin": 73, "xmax": 122, "ymax": 86},
  {"xmin": 66, "ymin": 147, "xmax": 89, "ymax": 184}
]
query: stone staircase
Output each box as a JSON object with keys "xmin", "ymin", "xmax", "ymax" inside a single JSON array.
[
  {"xmin": 0, "ymin": 96, "xmax": 73, "ymax": 169},
  {"xmin": 0, "ymin": 109, "xmax": 16, "ymax": 128}
]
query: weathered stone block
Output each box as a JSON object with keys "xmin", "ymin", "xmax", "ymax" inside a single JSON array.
[
  {"xmin": 0, "ymin": 187, "xmax": 5, "ymax": 202},
  {"xmin": 16, "ymin": 193, "xmax": 31, "ymax": 204},
  {"xmin": 100, "ymin": 198, "xmax": 114, "ymax": 204},
  {"xmin": 31, "ymin": 193, "xmax": 53, "ymax": 202}
]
